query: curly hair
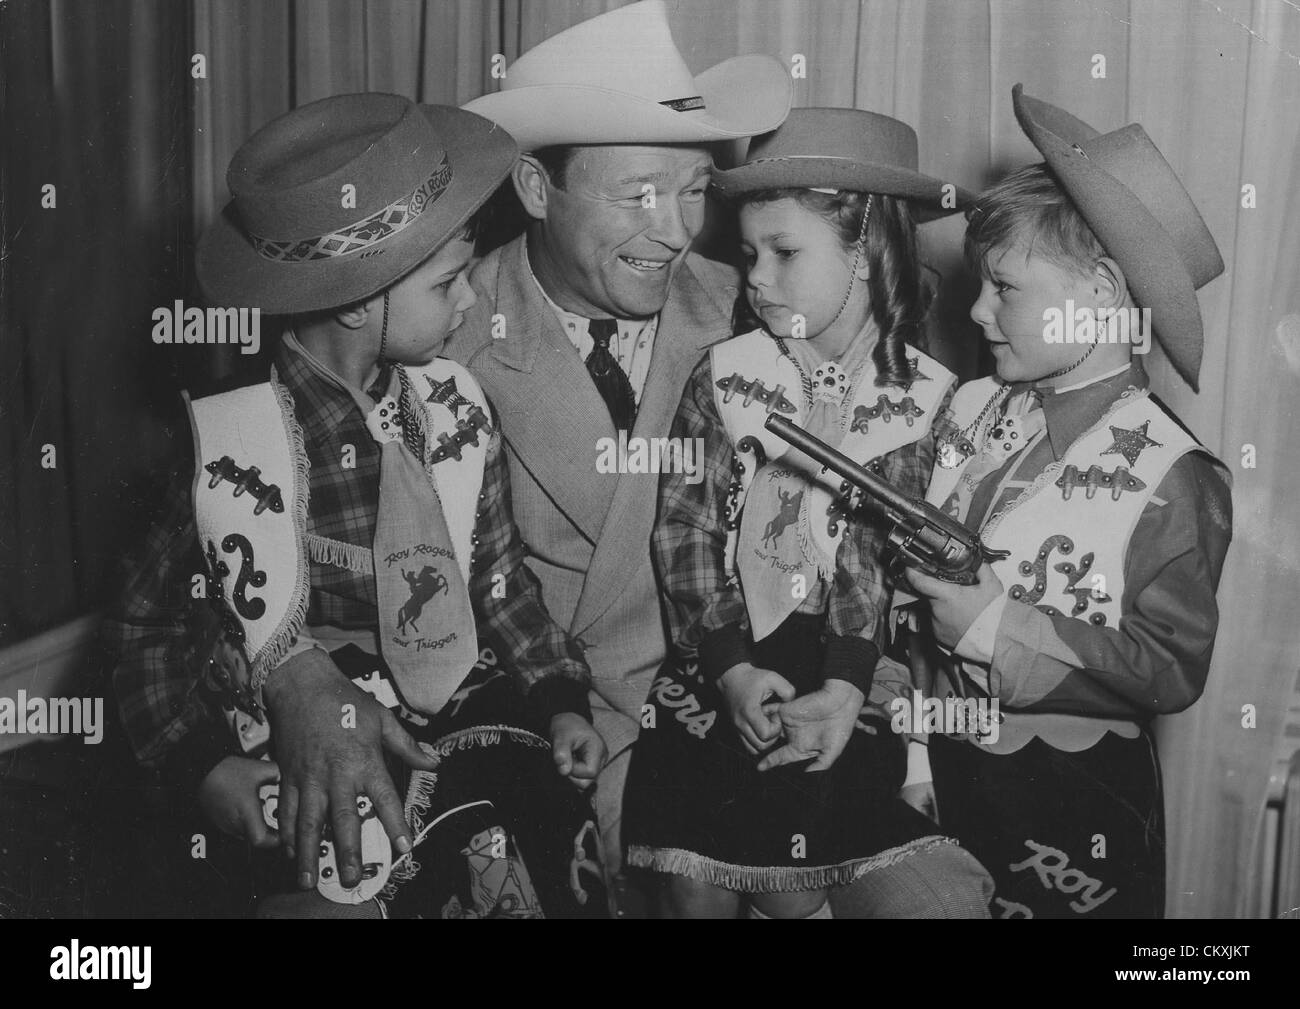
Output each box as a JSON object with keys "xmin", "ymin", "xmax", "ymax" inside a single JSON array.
[{"xmin": 731, "ymin": 188, "xmax": 932, "ymax": 387}]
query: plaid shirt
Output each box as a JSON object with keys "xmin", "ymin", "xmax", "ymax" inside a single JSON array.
[
  {"xmin": 653, "ymin": 353, "xmax": 945, "ymax": 709},
  {"xmin": 105, "ymin": 341, "xmax": 590, "ymax": 783}
]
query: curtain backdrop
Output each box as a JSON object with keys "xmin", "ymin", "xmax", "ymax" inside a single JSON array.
[
  {"xmin": 1, "ymin": 0, "xmax": 193, "ymax": 645},
  {"xmin": 5, "ymin": 0, "xmax": 1294, "ymax": 918}
]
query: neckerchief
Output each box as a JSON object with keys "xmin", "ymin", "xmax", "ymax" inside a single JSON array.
[
  {"xmin": 283, "ymin": 334, "xmax": 478, "ymax": 715},
  {"xmin": 736, "ymin": 326, "xmax": 878, "ymax": 639}
]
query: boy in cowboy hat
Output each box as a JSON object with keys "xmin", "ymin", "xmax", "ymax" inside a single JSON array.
[
  {"xmin": 444, "ymin": 0, "xmax": 790, "ymax": 904},
  {"xmin": 901, "ymin": 84, "xmax": 1233, "ymax": 918},
  {"xmin": 106, "ymin": 93, "xmax": 608, "ymax": 917}
]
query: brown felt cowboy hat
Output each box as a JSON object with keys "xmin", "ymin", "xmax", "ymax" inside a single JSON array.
[
  {"xmin": 710, "ymin": 107, "xmax": 975, "ymax": 223},
  {"xmin": 1010, "ymin": 83, "xmax": 1224, "ymax": 391},
  {"xmin": 462, "ymin": 0, "xmax": 791, "ymax": 150},
  {"xmin": 197, "ymin": 93, "xmax": 517, "ymax": 315}
]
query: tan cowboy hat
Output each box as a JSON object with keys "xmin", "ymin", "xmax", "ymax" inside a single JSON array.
[
  {"xmin": 197, "ymin": 93, "xmax": 517, "ymax": 315},
  {"xmin": 462, "ymin": 0, "xmax": 791, "ymax": 150},
  {"xmin": 1010, "ymin": 83, "xmax": 1224, "ymax": 391},
  {"xmin": 710, "ymin": 107, "xmax": 975, "ymax": 223}
]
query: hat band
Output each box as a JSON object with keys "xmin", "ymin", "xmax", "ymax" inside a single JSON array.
[
  {"xmin": 250, "ymin": 154, "xmax": 453, "ymax": 263},
  {"xmin": 659, "ymin": 96, "xmax": 706, "ymax": 112}
]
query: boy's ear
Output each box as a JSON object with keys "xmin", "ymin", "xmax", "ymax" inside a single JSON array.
[
  {"xmin": 335, "ymin": 298, "xmax": 373, "ymax": 330},
  {"xmin": 512, "ymin": 155, "xmax": 550, "ymax": 221},
  {"xmin": 1092, "ymin": 256, "xmax": 1130, "ymax": 309}
]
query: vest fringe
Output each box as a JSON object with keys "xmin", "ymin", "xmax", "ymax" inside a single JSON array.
[
  {"xmin": 794, "ymin": 488, "xmax": 837, "ymax": 581},
  {"xmin": 249, "ymin": 370, "xmax": 312, "ymax": 695},
  {"xmin": 624, "ymin": 835, "xmax": 956, "ymax": 894},
  {"xmin": 305, "ymin": 533, "xmax": 372, "ymax": 574},
  {"xmin": 381, "ymin": 725, "xmax": 551, "ymax": 899}
]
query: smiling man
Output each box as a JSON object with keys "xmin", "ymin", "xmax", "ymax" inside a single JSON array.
[{"xmin": 444, "ymin": 1, "xmax": 791, "ymax": 905}]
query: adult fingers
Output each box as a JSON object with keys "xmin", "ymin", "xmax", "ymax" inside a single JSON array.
[
  {"xmin": 295, "ymin": 786, "xmax": 328, "ymax": 888},
  {"xmin": 277, "ymin": 782, "xmax": 299, "ymax": 860},
  {"xmin": 381, "ymin": 711, "xmax": 438, "ymax": 771},
  {"xmin": 364, "ymin": 765, "xmax": 412, "ymax": 858},
  {"xmin": 328, "ymin": 781, "xmax": 364, "ymax": 890}
]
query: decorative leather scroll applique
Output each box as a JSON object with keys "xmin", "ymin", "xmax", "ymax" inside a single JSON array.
[
  {"xmin": 849, "ymin": 394, "xmax": 925, "ymax": 433},
  {"xmin": 1008, "ymin": 534, "xmax": 1111, "ymax": 625},
  {"xmin": 205, "ymin": 456, "xmax": 284, "ymax": 516},
  {"xmin": 715, "ymin": 373, "xmax": 797, "ymax": 415},
  {"xmin": 193, "ymin": 539, "xmax": 263, "ymax": 722},
  {"xmin": 221, "ymin": 533, "xmax": 267, "ymax": 620},
  {"xmin": 428, "ymin": 406, "xmax": 491, "ymax": 465},
  {"xmin": 1055, "ymin": 464, "xmax": 1147, "ymax": 501}
]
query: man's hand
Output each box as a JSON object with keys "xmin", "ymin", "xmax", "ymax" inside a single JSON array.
[
  {"xmin": 757, "ymin": 679, "xmax": 865, "ymax": 773},
  {"xmin": 717, "ymin": 663, "xmax": 796, "ymax": 755},
  {"xmin": 905, "ymin": 563, "xmax": 1004, "ymax": 650},
  {"xmin": 550, "ymin": 712, "xmax": 607, "ymax": 788},
  {"xmin": 197, "ymin": 756, "xmax": 281, "ymax": 849},
  {"xmin": 263, "ymin": 648, "xmax": 437, "ymax": 890}
]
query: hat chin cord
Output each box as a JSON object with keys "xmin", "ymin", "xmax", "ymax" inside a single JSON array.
[
  {"xmin": 1039, "ymin": 335, "xmax": 1100, "ymax": 383},
  {"xmin": 377, "ymin": 290, "xmax": 391, "ymax": 363},
  {"xmin": 804, "ymin": 194, "xmax": 874, "ymax": 342}
]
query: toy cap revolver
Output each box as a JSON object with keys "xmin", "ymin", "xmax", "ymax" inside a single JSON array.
[{"xmin": 765, "ymin": 414, "xmax": 1009, "ymax": 585}]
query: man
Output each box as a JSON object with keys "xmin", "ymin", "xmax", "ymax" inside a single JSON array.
[{"xmin": 444, "ymin": 0, "xmax": 791, "ymax": 899}]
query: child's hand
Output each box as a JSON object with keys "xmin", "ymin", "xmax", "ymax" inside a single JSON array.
[
  {"xmin": 197, "ymin": 756, "xmax": 281, "ymax": 849},
  {"xmin": 757, "ymin": 679, "xmax": 864, "ymax": 773},
  {"xmin": 905, "ymin": 563, "xmax": 1004, "ymax": 649},
  {"xmin": 717, "ymin": 663, "xmax": 796, "ymax": 755},
  {"xmin": 550, "ymin": 713, "xmax": 607, "ymax": 788}
]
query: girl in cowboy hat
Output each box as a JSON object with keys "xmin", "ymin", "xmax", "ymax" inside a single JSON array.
[
  {"xmin": 902, "ymin": 85, "xmax": 1232, "ymax": 918},
  {"xmin": 106, "ymin": 93, "xmax": 609, "ymax": 918},
  {"xmin": 622, "ymin": 107, "xmax": 994, "ymax": 918}
]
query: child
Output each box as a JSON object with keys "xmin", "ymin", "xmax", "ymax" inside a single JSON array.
[
  {"xmin": 106, "ymin": 94, "xmax": 608, "ymax": 918},
  {"xmin": 622, "ymin": 107, "xmax": 994, "ymax": 918},
  {"xmin": 903, "ymin": 85, "xmax": 1233, "ymax": 918}
]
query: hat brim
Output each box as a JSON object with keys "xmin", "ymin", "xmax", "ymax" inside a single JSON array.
[
  {"xmin": 197, "ymin": 106, "xmax": 518, "ymax": 316},
  {"xmin": 710, "ymin": 155, "xmax": 974, "ymax": 223},
  {"xmin": 462, "ymin": 53, "xmax": 791, "ymax": 150},
  {"xmin": 1013, "ymin": 86, "xmax": 1215, "ymax": 390}
]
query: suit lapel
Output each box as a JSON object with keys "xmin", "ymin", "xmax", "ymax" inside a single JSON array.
[
  {"xmin": 572, "ymin": 259, "xmax": 729, "ymax": 634},
  {"xmin": 480, "ymin": 239, "xmax": 617, "ymax": 544}
]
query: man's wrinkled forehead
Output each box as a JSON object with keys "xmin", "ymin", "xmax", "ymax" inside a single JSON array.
[{"xmin": 565, "ymin": 143, "xmax": 714, "ymax": 187}]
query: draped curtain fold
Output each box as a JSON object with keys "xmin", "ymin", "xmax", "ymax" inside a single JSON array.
[
  {"xmin": 1, "ymin": 0, "xmax": 192, "ymax": 644},
  {"xmin": 5, "ymin": 0, "xmax": 1296, "ymax": 918}
]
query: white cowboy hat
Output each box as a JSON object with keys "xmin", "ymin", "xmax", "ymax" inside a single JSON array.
[{"xmin": 463, "ymin": 0, "xmax": 791, "ymax": 150}]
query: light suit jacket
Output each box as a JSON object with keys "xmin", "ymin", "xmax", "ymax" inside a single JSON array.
[{"xmin": 445, "ymin": 235, "xmax": 739, "ymax": 746}]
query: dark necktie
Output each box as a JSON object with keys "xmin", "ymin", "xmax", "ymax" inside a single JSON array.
[{"xmin": 585, "ymin": 317, "xmax": 638, "ymax": 432}]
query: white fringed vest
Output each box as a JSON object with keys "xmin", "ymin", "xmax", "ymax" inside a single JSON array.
[{"xmin": 928, "ymin": 376, "xmax": 1204, "ymax": 752}]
